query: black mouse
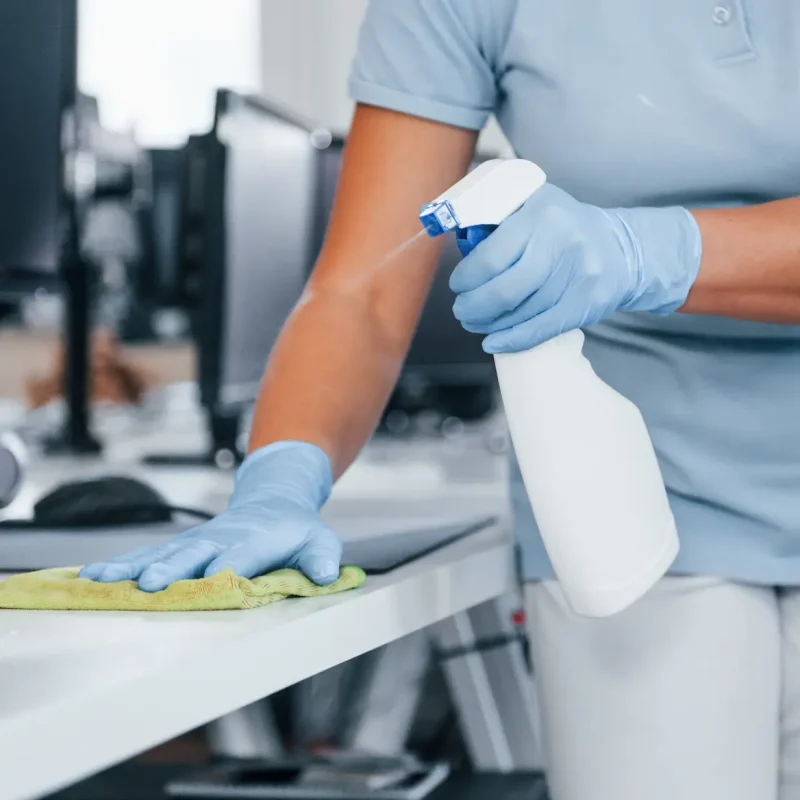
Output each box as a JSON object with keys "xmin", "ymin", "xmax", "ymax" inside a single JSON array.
[{"xmin": 32, "ymin": 476, "xmax": 173, "ymax": 527}]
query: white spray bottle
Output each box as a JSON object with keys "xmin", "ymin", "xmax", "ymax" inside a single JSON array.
[{"xmin": 420, "ymin": 159, "xmax": 678, "ymax": 617}]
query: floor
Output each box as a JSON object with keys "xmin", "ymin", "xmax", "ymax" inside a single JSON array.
[{"xmin": 0, "ymin": 329, "xmax": 193, "ymax": 402}]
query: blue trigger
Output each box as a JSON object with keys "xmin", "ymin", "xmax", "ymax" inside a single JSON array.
[{"xmin": 456, "ymin": 224, "xmax": 498, "ymax": 257}]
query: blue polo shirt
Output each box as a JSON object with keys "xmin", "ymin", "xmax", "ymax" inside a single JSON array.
[{"xmin": 349, "ymin": 0, "xmax": 800, "ymax": 585}]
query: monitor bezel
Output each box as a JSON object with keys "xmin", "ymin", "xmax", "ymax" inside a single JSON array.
[
  {"xmin": 197, "ymin": 88, "xmax": 324, "ymax": 417},
  {"xmin": 0, "ymin": 0, "xmax": 78, "ymax": 299}
]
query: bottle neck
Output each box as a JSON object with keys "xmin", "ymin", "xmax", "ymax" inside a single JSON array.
[
  {"xmin": 493, "ymin": 329, "xmax": 597, "ymax": 404},
  {"xmin": 494, "ymin": 329, "xmax": 585, "ymax": 362}
]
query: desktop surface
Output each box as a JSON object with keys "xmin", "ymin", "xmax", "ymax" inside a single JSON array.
[
  {"xmin": 0, "ymin": 517, "xmax": 512, "ymax": 800},
  {"xmin": 0, "ymin": 387, "xmax": 514, "ymax": 800}
]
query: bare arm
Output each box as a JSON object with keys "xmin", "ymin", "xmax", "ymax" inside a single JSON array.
[
  {"xmin": 247, "ymin": 105, "xmax": 477, "ymax": 476},
  {"xmin": 683, "ymin": 198, "xmax": 800, "ymax": 323}
]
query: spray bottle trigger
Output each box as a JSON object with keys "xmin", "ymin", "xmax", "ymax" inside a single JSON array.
[{"xmin": 455, "ymin": 224, "xmax": 498, "ymax": 257}]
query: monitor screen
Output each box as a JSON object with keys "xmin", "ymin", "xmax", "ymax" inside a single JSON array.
[
  {"xmin": 0, "ymin": 0, "xmax": 76, "ymax": 291},
  {"xmin": 313, "ymin": 137, "xmax": 493, "ymax": 385},
  {"xmin": 215, "ymin": 93, "xmax": 317, "ymax": 408},
  {"xmin": 147, "ymin": 148, "xmax": 184, "ymax": 304}
]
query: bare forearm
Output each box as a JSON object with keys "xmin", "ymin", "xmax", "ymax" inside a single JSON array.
[
  {"xmin": 246, "ymin": 106, "xmax": 476, "ymax": 477},
  {"xmin": 248, "ymin": 289, "xmax": 408, "ymax": 476},
  {"xmin": 248, "ymin": 231, "xmax": 443, "ymax": 476},
  {"xmin": 683, "ymin": 197, "xmax": 800, "ymax": 323}
]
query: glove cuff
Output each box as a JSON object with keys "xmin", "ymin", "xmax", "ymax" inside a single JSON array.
[
  {"xmin": 613, "ymin": 205, "xmax": 703, "ymax": 315},
  {"xmin": 230, "ymin": 441, "xmax": 333, "ymax": 512}
]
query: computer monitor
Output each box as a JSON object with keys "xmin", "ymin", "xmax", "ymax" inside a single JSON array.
[
  {"xmin": 143, "ymin": 148, "xmax": 184, "ymax": 306},
  {"xmin": 210, "ymin": 92, "xmax": 318, "ymax": 413},
  {"xmin": 0, "ymin": 1, "xmax": 98, "ymax": 454},
  {"xmin": 154, "ymin": 91, "xmax": 320, "ymax": 466},
  {"xmin": 0, "ymin": 0, "xmax": 77, "ymax": 298},
  {"xmin": 312, "ymin": 135, "xmax": 496, "ymax": 425}
]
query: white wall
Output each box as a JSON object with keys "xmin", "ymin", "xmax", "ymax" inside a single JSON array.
[
  {"xmin": 79, "ymin": 0, "xmax": 509, "ymax": 152},
  {"xmin": 258, "ymin": 0, "xmax": 511, "ymax": 154},
  {"xmin": 79, "ymin": 0, "xmax": 261, "ymax": 147},
  {"xmin": 259, "ymin": 0, "xmax": 366, "ymax": 132}
]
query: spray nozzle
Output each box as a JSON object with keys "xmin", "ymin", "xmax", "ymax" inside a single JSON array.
[
  {"xmin": 418, "ymin": 158, "xmax": 548, "ymax": 242},
  {"xmin": 419, "ymin": 199, "xmax": 495, "ymax": 255},
  {"xmin": 419, "ymin": 200, "xmax": 460, "ymax": 237}
]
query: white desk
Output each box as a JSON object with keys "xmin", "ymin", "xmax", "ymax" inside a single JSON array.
[
  {"xmin": 0, "ymin": 521, "xmax": 513, "ymax": 800},
  {"xmin": 0, "ymin": 403, "xmax": 526, "ymax": 800}
]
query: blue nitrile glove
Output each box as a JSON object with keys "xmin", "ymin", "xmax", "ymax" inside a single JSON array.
[
  {"xmin": 449, "ymin": 183, "xmax": 702, "ymax": 354},
  {"xmin": 79, "ymin": 442, "xmax": 341, "ymax": 592}
]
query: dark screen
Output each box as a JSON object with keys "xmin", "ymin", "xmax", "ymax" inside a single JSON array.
[
  {"xmin": 405, "ymin": 234, "xmax": 493, "ymax": 381},
  {"xmin": 314, "ymin": 138, "xmax": 493, "ymax": 383},
  {"xmin": 217, "ymin": 97, "xmax": 316, "ymax": 408},
  {"xmin": 0, "ymin": 0, "xmax": 74, "ymax": 278},
  {"xmin": 148, "ymin": 148, "xmax": 183, "ymax": 302}
]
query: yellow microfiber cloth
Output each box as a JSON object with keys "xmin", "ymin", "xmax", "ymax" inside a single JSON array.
[{"xmin": 0, "ymin": 566, "xmax": 366, "ymax": 612}]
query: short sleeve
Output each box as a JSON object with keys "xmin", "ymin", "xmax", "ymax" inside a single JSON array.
[{"xmin": 349, "ymin": 0, "xmax": 515, "ymax": 131}]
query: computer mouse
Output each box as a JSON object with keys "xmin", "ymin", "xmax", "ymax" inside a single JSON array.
[{"xmin": 32, "ymin": 476, "xmax": 174, "ymax": 528}]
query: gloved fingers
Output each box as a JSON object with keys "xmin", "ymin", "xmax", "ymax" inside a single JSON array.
[
  {"xmin": 79, "ymin": 542, "xmax": 184, "ymax": 583},
  {"xmin": 482, "ymin": 306, "xmax": 571, "ymax": 354},
  {"xmin": 449, "ymin": 219, "xmax": 529, "ymax": 295},
  {"xmin": 138, "ymin": 539, "xmax": 225, "ymax": 593},
  {"xmin": 453, "ymin": 252, "xmax": 552, "ymax": 326},
  {"xmin": 291, "ymin": 525, "xmax": 343, "ymax": 585},
  {"xmin": 460, "ymin": 294, "xmax": 543, "ymax": 334},
  {"xmin": 79, "ymin": 545, "xmax": 158, "ymax": 580},
  {"xmin": 459, "ymin": 254, "xmax": 573, "ymax": 334},
  {"xmin": 203, "ymin": 539, "xmax": 292, "ymax": 581},
  {"xmin": 448, "ymin": 183, "xmax": 568, "ymax": 295},
  {"xmin": 452, "ymin": 220, "xmax": 575, "ymax": 327}
]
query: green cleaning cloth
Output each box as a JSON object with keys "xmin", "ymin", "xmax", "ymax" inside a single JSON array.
[{"xmin": 0, "ymin": 566, "xmax": 366, "ymax": 612}]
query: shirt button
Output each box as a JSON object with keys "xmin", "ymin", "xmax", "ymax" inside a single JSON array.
[{"xmin": 712, "ymin": 4, "xmax": 732, "ymax": 24}]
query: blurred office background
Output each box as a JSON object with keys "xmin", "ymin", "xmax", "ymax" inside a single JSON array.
[
  {"xmin": 0, "ymin": 0, "xmax": 533, "ymax": 790},
  {"xmin": 2, "ymin": 0, "xmax": 512, "ymax": 456}
]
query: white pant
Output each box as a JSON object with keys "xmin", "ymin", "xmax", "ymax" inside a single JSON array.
[{"xmin": 525, "ymin": 578, "xmax": 800, "ymax": 800}]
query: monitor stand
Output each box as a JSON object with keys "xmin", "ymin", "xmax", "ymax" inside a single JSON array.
[
  {"xmin": 44, "ymin": 219, "xmax": 102, "ymax": 456},
  {"xmin": 143, "ymin": 410, "xmax": 242, "ymax": 469}
]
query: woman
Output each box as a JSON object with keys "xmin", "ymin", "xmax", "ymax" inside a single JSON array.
[{"xmin": 83, "ymin": 2, "xmax": 800, "ymax": 797}]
